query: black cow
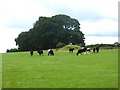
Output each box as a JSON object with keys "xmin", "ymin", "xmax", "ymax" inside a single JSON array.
[
  {"xmin": 48, "ymin": 49, "xmax": 54, "ymax": 56},
  {"xmin": 96, "ymin": 47, "xmax": 99, "ymax": 53},
  {"xmin": 37, "ymin": 50, "xmax": 43, "ymax": 55},
  {"xmin": 93, "ymin": 47, "xmax": 99, "ymax": 53},
  {"xmin": 69, "ymin": 48, "xmax": 74, "ymax": 53},
  {"xmin": 93, "ymin": 47, "xmax": 96, "ymax": 53},
  {"xmin": 30, "ymin": 50, "xmax": 33, "ymax": 56}
]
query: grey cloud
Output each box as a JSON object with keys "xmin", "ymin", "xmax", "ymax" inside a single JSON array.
[
  {"xmin": 49, "ymin": 7, "xmax": 104, "ymax": 22},
  {"xmin": 71, "ymin": 10, "xmax": 103, "ymax": 22},
  {"xmin": 35, "ymin": 0, "xmax": 104, "ymax": 22}
]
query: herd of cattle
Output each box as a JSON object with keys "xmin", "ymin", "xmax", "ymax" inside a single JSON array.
[
  {"xmin": 30, "ymin": 47, "xmax": 99, "ymax": 56},
  {"xmin": 30, "ymin": 49, "xmax": 54, "ymax": 56}
]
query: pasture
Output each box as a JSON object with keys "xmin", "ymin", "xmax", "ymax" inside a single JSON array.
[{"xmin": 2, "ymin": 49, "xmax": 118, "ymax": 88}]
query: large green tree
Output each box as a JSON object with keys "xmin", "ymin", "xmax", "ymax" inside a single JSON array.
[{"xmin": 15, "ymin": 14, "xmax": 85, "ymax": 51}]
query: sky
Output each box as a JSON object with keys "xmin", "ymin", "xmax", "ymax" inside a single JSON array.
[{"xmin": 0, "ymin": 0, "xmax": 119, "ymax": 53}]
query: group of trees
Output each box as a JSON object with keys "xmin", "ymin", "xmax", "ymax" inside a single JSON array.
[
  {"xmin": 6, "ymin": 48, "xmax": 18, "ymax": 53},
  {"xmin": 15, "ymin": 14, "xmax": 85, "ymax": 51},
  {"xmin": 87, "ymin": 43, "xmax": 120, "ymax": 49}
]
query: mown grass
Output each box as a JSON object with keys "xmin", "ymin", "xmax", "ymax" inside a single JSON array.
[{"xmin": 2, "ymin": 49, "xmax": 118, "ymax": 88}]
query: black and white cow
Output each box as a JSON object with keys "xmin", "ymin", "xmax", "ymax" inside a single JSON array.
[
  {"xmin": 48, "ymin": 49, "xmax": 54, "ymax": 56},
  {"xmin": 76, "ymin": 47, "xmax": 91, "ymax": 55},
  {"xmin": 86, "ymin": 48, "xmax": 91, "ymax": 53},
  {"xmin": 69, "ymin": 48, "xmax": 75, "ymax": 53},
  {"xmin": 37, "ymin": 49, "xmax": 44, "ymax": 55},
  {"xmin": 76, "ymin": 47, "xmax": 86, "ymax": 55}
]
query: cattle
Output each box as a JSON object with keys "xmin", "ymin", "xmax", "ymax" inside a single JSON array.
[
  {"xmin": 93, "ymin": 47, "xmax": 99, "ymax": 53},
  {"xmin": 93, "ymin": 47, "xmax": 96, "ymax": 53},
  {"xmin": 76, "ymin": 47, "xmax": 87, "ymax": 55},
  {"xmin": 69, "ymin": 48, "xmax": 74, "ymax": 53},
  {"xmin": 37, "ymin": 49, "xmax": 44, "ymax": 55},
  {"xmin": 48, "ymin": 49, "xmax": 54, "ymax": 56},
  {"xmin": 86, "ymin": 48, "xmax": 91, "ymax": 53},
  {"xmin": 96, "ymin": 46, "xmax": 99, "ymax": 53},
  {"xmin": 30, "ymin": 50, "xmax": 33, "ymax": 56},
  {"xmin": 76, "ymin": 47, "xmax": 91, "ymax": 55}
]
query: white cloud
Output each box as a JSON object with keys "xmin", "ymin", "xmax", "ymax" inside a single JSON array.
[
  {"xmin": 81, "ymin": 19, "xmax": 118, "ymax": 36},
  {"xmin": 85, "ymin": 36, "xmax": 118, "ymax": 45},
  {"xmin": 0, "ymin": 27, "xmax": 24, "ymax": 53}
]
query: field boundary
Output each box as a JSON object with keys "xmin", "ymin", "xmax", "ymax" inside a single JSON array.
[{"xmin": 0, "ymin": 53, "xmax": 2, "ymax": 89}]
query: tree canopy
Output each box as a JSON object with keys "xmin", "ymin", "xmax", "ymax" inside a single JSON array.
[{"xmin": 15, "ymin": 14, "xmax": 85, "ymax": 51}]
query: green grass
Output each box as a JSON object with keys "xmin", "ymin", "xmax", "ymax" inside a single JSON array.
[{"xmin": 2, "ymin": 49, "xmax": 118, "ymax": 88}]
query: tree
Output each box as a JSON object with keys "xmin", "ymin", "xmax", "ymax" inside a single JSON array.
[
  {"xmin": 56, "ymin": 42, "xmax": 66, "ymax": 48},
  {"xmin": 15, "ymin": 32, "xmax": 31, "ymax": 51},
  {"xmin": 15, "ymin": 14, "xmax": 85, "ymax": 51}
]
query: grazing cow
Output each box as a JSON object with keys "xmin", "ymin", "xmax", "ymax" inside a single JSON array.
[
  {"xmin": 76, "ymin": 47, "xmax": 87, "ymax": 55},
  {"xmin": 76, "ymin": 47, "xmax": 91, "ymax": 55},
  {"xmin": 86, "ymin": 48, "xmax": 91, "ymax": 54},
  {"xmin": 96, "ymin": 47, "xmax": 99, "ymax": 53},
  {"xmin": 48, "ymin": 49, "xmax": 54, "ymax": 56},
  {"xmin": 86, "ymin": 48, "xmax": 91, "ymax": 53},
  {"xmin": 93, "ymin": 47, "xmax": 99, "ymax": 53},
  {"xmin": 69, "ymin": 48, "xmax": 75, "ymax": 53},
  {"xmin": 93, "ymin": 47, "xmax": 96, "ymax": 53},
  {"xmin": 30, "ymin": 50, "xmax": 33, "ymax": 56},
  {"xmin": 37, "ymin": 49, "xmax": 43, "ymax": 55}
]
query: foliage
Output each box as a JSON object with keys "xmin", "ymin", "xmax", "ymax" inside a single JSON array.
[
  {"xmin": 59, "ymin": 44, "xmax": 80, "ymax": 50},
  {"xmin": 56, "ymin": 42, "xmax": 65, "ymax": 48},
  {"xmin": 15, "ymin": 14, "xmax": 85, "ymax": 51},
  {"xmin": 87, "ymin": 43, "xmax": 120, "ymax": 49},
  {"xmin": 6, "ymin": 48, "xmax": 19, "ymax": 53}
]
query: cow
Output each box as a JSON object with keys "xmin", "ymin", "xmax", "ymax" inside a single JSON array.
[
  {"xmin": 86, "ymin": 48, "xmax": 91, "ymax": 53},
  {"xmin": 69, "ymin": 48, "xmax": 74, "ymax": 53},
  {"xmin": 76, "ymin": 47, "xmax": 91, "ymax": 55},
  {"xmin": 30, "ymin": 50, "xmax": 33, "ymax": 56},
  {"xmin": 48, "ymin": 49, "xmax": 54, "ymax": 56},
  {"xmin": 96, "ymin": 46, "xmax": 99, "ymax": 53},
  {"xmin": 37, "ymin": 49, "xmax": 44, "ymax": 55},
  {"xmin": 93, "ymin": 47, "xmax": 96, "ymax": 53},
  {"xmin": 76, "ymin": 47, "xmax": 87, "ymax": 55},
  {"xmin": 93, "ymin": 47, "xmax": 99, "ymax": 53}
]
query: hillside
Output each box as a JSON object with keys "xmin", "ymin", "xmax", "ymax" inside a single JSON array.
[{"xmin": 58, "ymin": 44, "xmax": 80, "ymax": 51}]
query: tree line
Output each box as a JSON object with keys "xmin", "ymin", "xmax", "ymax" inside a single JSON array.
[{"xmin": 86, "ymin": 43, "xmax": 120, "ymax": 49}]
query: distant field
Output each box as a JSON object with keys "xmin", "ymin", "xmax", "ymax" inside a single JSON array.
[{"xmin": 2, "ymin": 49, "xmax": 118, "ymax": 88}]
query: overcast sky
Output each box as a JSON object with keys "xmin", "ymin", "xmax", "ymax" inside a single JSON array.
[{"xmin": 0, "ymin": 0, "xmax": 119, "ymax": 53}]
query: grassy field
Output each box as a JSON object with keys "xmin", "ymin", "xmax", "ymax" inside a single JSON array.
[{"xmin": 2, "ymin": 49, "xmax": 118, "ymax": 88}]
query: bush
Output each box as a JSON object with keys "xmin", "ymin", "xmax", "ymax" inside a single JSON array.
[
  {"xmin": 56, "ymin": 42, "xmax": 66, "ymax": 48},
  {"xmin": 60, "ymin": 44, "xmax": 80, "ymax": 50},
  {"xmin": 6, "ymin": 48, "xmax": 19, "ymax": 53}
]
